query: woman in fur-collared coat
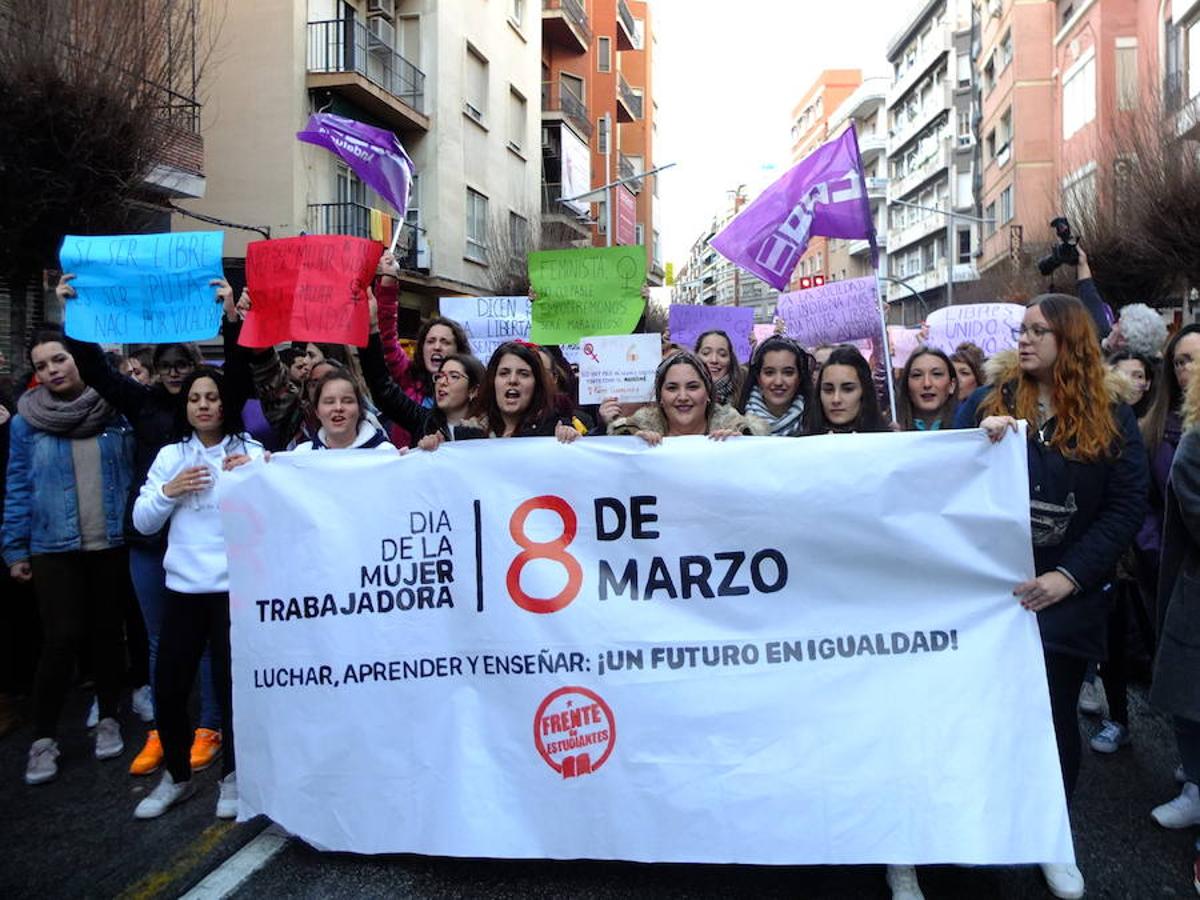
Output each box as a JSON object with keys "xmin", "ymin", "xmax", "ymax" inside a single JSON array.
[{"xmin": 608, "ymin": 350, "xmax": 769, "ymax": 444}]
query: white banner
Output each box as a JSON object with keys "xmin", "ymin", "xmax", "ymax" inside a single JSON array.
[
  {"xmin": 560, "ymin": 124, "xmax": 591, "ymax": 215},
  {"xmin": 220, "ymin": 430, "xmax": 1073, "ymax": 865},
  {"xmin": 578, "ymin": 333, "xmax": 661, "ymax": 403},
  {"xmin": 438, "ymin": 296, "xmax": 531, "ymax": 363},
  {"xmin": 926, "ymin": 302, "xmax": 1024, "ymax": 357}
]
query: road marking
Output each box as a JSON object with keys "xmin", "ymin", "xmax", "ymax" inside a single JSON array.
[
  {"xmin": 117, "ymin": 823, "xmax": 233, "ymax": 900},
  {"xmin": 178, "ymin": 824, "xmax": 290, "ymax": 899}
]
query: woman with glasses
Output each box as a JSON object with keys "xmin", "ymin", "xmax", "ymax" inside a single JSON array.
[
  {"xmin": 57, "ymin": 275, "xmax": 239, "ymax": 781},
  {"xmin": 955, "ymin": 294, "xmax": 1148, "ymax": 900}
]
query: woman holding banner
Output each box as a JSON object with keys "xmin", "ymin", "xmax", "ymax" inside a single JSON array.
[
  {"xmin": 609, "ymin": 350, "xmax": 767, "ymax": 443},
  {"xmin": 957, "ymin": 294, "xmax": 1148, "ymax": 900},
  {"xmin": 802, "ymin": 346, "xmax": 889, "ymax": 435},
  {"xmin": 737, "ymin": 336, "xmax": 810, "ymax": 437},
  {"xmin": 58, "ymin": 274, "xmax": 232, "ymax": 779},
  {"xmin": 292, "ymin": 369, "xmax": 393, "ymax": 452},
  {"xmin": 896, "ymin": 347, "xmax": 959, "ymax": 432},
  {"xmin": 3, "ymin": 328, "xmax": 135, "ymax": 785},
  {"xmin": 131, "ymin": 367, "xmax": 263, "ymax": 820}
]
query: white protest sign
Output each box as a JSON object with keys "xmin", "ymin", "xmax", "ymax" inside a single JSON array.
[
  {"xmin": 221, "ymin": 431, "xmax": 1072, "ymax": 865},
  {"xmin": 925, "ymin": 302, "xmax": 1024, "ymax": 356},
  {"xmin": 439, "ymin": 296, "xmax": 531, "ymax": 363},
  {"xmin": 776, "ymin": 276, "xmax": 880, "ymax": 347},
  {"xmin": 577, "ymin": 333, "xmax": 661, "ymax": 403},
  {"xmin": 888, "ymin": 326, "xmax": 923, "ymax": 369}
]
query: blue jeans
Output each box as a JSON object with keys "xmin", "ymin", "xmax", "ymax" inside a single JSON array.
[{"xmin": 129, "ymin": 543, "xmax": 221, "ymax": 730}]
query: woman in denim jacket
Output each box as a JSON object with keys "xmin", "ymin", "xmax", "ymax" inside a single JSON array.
[{"xmin": 2, "ymin": 328, "xmax": 135, "ymax": 786}]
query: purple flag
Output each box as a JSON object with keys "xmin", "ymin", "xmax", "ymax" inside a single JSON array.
[
  {"xmin": 297, "ymin": 113, "xmax": 414, "ymax": 217},
  {"xmin": 710, "ymin": 126, "xmax": 876, "ymax": 290}
]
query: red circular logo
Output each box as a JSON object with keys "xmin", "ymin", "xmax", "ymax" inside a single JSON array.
[{"xmin": 533, "ymin": 686, "xmax": 616, "ymax": 779}]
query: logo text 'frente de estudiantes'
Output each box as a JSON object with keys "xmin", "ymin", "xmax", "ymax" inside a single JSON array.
[{"xmin": 533, "ymin": 686, "xmax": 615, "ymax": 779}]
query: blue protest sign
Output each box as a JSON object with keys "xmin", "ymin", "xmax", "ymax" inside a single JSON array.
[{"xmin": 59, "ymin": 231, "xmax": 225, "ymax": 343}]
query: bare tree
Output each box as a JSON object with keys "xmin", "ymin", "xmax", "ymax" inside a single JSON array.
[
  {"xmin": 484, "ymin": 207, "xmax": 591, "ymax": 296},
  {"xmin": 0, "ymin": 0, "xmax": 216, "ymax": 356}
]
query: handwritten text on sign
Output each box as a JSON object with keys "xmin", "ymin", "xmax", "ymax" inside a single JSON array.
[
  {"xmin": 221, "ymin": 432, "xmax": 1072, "ymax": 865},
  {"xmin": 59, "ymin": 231, "xmax": 225, "ymax": 343},
  {"xmin": 925, "ymin": 303, "xmax": 1023, "ymax": 356},
  {"xmin": 668, "ymin": 304, "xmax": 754, "ymax": 361},
  {"xmin": 776, "ymin": 276, "xmax": 880, "ymax": 347},
  {"xmin": 439, "ymin": 296, "xmax": 531, "ymax": 363},
  {"xmin": 529, "ymin": 245, "xmax": 646, "ymax": 345},
  {"xmin": 239, "ymin": 235, "xmax": 382, "ymax": 348},
  {"xmin": 578, "ymin": 333, "xmax": 661, "ymax": 403}
]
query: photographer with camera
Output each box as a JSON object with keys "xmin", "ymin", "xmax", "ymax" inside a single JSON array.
[{"xmin": 1038, "ymin": 217, "xmax": 1114, "ymax": 344}]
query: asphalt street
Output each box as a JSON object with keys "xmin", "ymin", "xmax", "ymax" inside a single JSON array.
[{"xmin": 1, "ymin": 683, "xmax": 1197, "ymax": 899}]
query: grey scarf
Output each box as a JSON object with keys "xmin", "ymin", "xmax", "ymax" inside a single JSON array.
[{"xmin": 17, "ymin": 384, "xmax": 117, "ymax": 438}]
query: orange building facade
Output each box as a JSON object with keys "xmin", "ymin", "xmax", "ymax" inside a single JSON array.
[{"xmin": 540, "ymin": 0, "xmax": 661, "ymax": 284}]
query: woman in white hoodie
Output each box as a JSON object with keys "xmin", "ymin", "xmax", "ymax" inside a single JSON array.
[
  {"xmin": 131, "ymin": 367, "xmax": 263, "ymax": 820},
  {"xmin": 292, "ymin": 369, "xmax": 394, "ymax": 452}
]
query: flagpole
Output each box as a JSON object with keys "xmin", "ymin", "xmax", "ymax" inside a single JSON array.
[
  {"xmin": 874, "ymin": 267, "xmax": 898, "ymax": 425},
  {"xmin": 388, "ymin": 219, "xmax": 403, "ymax": 255}
]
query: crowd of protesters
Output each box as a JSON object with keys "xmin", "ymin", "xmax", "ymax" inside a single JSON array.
[{"xmin": 0, "ymin": 245, "xmax": 1198, "ymax": 899}]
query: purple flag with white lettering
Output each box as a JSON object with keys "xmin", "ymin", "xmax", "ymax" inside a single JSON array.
[
  {"xmin": 710, "ymin": 126, "xmax": 876, "ymax": 290},
  {"xmin": 297, "ymin": 113, "xmax": 414, "ymax": 217}
]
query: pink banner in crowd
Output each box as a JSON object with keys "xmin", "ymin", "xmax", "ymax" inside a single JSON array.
[
  {"xmin": 775, "ymin": 276, "xmax": 880, "ymax": 348},
  {"xmin": 668, "ymin": 304, "xmax": 754, "ymax": 360}
]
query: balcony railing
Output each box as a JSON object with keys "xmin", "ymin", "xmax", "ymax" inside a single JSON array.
[
  {"xmin": 307, "ymin": 202, "xmax": 420, "ymax": 269},
  {"xmin": 542, "ymin": 0, "xmax": 592, "ymax": 52},
  {"xmin": 618, "ymin": 152, "xmax": 636, "ymax": 181},
  {"xmin": 617, "ymin": 72, "xmax": 642, "ymax": 121},
  {"xmin": 616, "ymin": 0, "xmax": 638, "ymax": 49},
  {"xmin": 307, "ymin": 18, "xmax": 425, "ymax": 115},
  {"xmin": 541, "ymin": 80, "xmax": 592, "ymax": 139}
]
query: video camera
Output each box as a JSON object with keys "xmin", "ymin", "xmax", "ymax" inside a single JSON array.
[{"xmin": 1037, "ymin": 216, "xmax": 1080, "ymax": 276}]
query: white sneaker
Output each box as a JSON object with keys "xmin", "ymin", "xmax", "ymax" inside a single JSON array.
[
  {"xmin": 134, "ymin": 772, "xmax": 195, "ymax": 819},
  {"xmin": 1077, "ymin": 680, "xmax": 1104, "ymax": 716},
  {"xmin": 1152, "ymin": 782, "xmax": 1200, "ymax": 829},
  {"xmin": 25, "ymin": 738, "xmax": 60, "ymax": 785},
  {"xmin": 885, "ymin": 864, "xmax": 924, "ymax": 900},
  {"xmin": 85, "ymin": 697, "xmax": 99, "ymax": 729},
  {"xmin": 215, "ymin": 772, "xmax": 238, "ymax": 819},
  {"xmin": 1041, "ymin": 862, "xmax": 1085, "ymax": 899},
  {"xmin": 94, "ymin": 717, "xmax": 124, "ymax": 760},
  {"xmin": 131, "ymin": 685, "xmax": 154, "ymax": 723}
]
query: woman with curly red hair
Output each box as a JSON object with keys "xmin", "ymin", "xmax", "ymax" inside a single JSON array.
[{"xmin": 956, "ymin": 293, "xmax": 1148, "ymax": 900}]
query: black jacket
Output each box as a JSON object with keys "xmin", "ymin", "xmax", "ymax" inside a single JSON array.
[{"xmin": 957, "ymin": 377, "xmax": 1148, "ymax": 659}]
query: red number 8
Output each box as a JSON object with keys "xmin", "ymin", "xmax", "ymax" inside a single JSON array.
[{"xmin": 506, "ymin": 496, "xmax": 583, "ymax": 613}]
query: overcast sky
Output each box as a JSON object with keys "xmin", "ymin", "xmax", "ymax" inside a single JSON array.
[{"xmin": 652, "ymin": 0, "xmax": 907, "ymax": 268}]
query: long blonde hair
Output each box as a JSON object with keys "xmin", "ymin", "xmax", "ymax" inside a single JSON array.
[{"xmin": 1183, "ymin": 360, "xmax": 1200, "ymax": 430}]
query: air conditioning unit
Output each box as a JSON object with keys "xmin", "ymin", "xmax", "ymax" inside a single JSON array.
[
  {"xmin": 368, "ymin": 16, "xmax": 395, "ymax": 51},
  {"xmin": 368, "ymin": 0, "xmax": 396, "ymax": 20}
]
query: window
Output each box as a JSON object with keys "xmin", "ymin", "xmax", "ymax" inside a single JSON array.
[
  {"xmin": 597, "ymin": 36, "xmax": 611, "ymax": 72},
  {"xmin": 957, "ymin": 53, "xmax": 972, "ymax": 86},
  {"xmin": 957, "ymin": 110, "xmax": 971, "ymax": 139},
  {"xmin": 560, "ymin": 71, "xmax": 584, "ymax": 103},
  {"xmin": 1062, "ymin": 49, "xmax": 1096, "ymax": 138},
  {"xmin": 986, "ymin": 128, "xmax": 996, "ymax": 161},
  {"xmin": 335, "ymin": 163, "xmax": 366, "ymax": 207},
  {"xmin": 1116, "ymin": 38, "xmax": 1137, "ymax": 110},
  {"xmin": 985, "ymin": 202, "xmax": 997, "ymax": 236},
  {"xmin": 465, "ymin": 188, "xmax": 488, "ymax": 262},
  {"xmin": 510, "ymin": 0, "xmax": 524, "ymax": 27},
  {"xmin": 1063, "ymin": 164, "xmax": 1098, "ymax": 222},
  {"xmin": 635, "ymin": 223, "xmax": 645, "ymax": 247},
  {"xmin": 999, "ymin": 30, "xmax": 1013, "ymax": 71},
  {"xmin": 507, "ymin": 87, "xmax": 527, "ymax": 154},
  {"xmin": 465, "ymin": 45, "xmax": 488, "ymax": 123},
  {"xmin": 957, "ymin": 228, "xmax": 971, "ymax": 264},
  {"xmin": 999, "ymin": 185, "xmax": 1013, "ymax": 223},
  {"xmin": 1189, "ymin": 21, "xmax": 1200, "ymax": 100},
  {"xmin": 653, "ymin": 230, "xmax": 662, "ymax": 267},
  {"xmin": 509, "ymin": 212, "xmax": 529, "ymax": 258},
  {"xmin": 597, "ymin": 115, "xmax": 608, "ymax": 154},
  {"xmin": 596, "ymin": 198, "xmax": 607, "ymax": 235},
  {"xmin": 983, "ymin": 57, "xmax": 995, "ymax": 95}
]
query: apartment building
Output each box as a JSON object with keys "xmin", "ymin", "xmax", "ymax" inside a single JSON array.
[
  {"xmin": 179, "ymin": 0, "xmax": 542, "ymax": 324},
  {"xmin": 787, "ymin": 69, "xmax": 862, "ymax": 290},
  {"xmin": 883, "ymin": 0, "xmax": 976, "ymax": 320},
  {"xmin": 540, "ymin": 0, "xmax": 661, "ymax": 284},
  {"xmin": 825, "ymin": 76, "xmax": 891, "ymax": 283},
  {"xmin": 1169, "ymin": 0, "xmax": 1200, "ymax": 137},
  {"xmin": 975, "ymin": 0, "xmax": 1056, "ymax": 275}
]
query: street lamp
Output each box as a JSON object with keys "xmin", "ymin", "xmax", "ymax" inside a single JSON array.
[{"xmin": 559, "ymin": 162, "xmax": 677, "ymax": 248}]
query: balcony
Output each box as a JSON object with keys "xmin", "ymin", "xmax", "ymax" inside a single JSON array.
[
  {"xmin": 541, "ymin": 181, "xmax": 593, "ymax": 241},
  {"xmin": 307, "ymin": 202, "xmax": 425, "ymax": 270},
  {"xmin": 618, "ymin": 152, "xmax": 642, "ymax": 192},
  {"xmin": 849, "ymin": 234, "xmax": 887, "ymax": 257},
  {"xmin": 866, "ymin": 176, "xmax": 889, "ymax": 200},
  {"xmin": 889, "ymin": 141, "xmax": 950, "ymax": 200},
  {"xmin": 831, "ymin": 77, "xmax": 889, "ymax": 129},
  {"xmin": 887, "ymin": 83, "xmax": 952, "ymax": 155},
  {"xmin": 307, "ymin": 19, "xmax": 429, "ymax": 132},
  {"xmin": 542, "ymin": 0, "xmax": 591, "ymax": 55},
  {"xmin": 888, "ymin": 210, "xmax": 947, "ymax": 254},
  {"xmin": 887, "ymin": 29, "xmax": 953, "ymax": 109},
  {"xmin": 616, "ymin": 72, "xmax": 642, "ymax": 122},
  {"xmin": 616, "ymin": 0, "xmax": 638, "ymax": 50},
  {"xmin": 541, "ymin": 80, "xmax": 592, "ymax": 140},
  {"xmin": 886, "ymin": 264, "xmax": 949, "ymax": 302},
  {"xmin": 858, "ymin": 131, "xmax": 887, "ymax": 161}
]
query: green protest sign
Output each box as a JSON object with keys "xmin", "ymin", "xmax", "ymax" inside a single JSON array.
[{"xmin": 529, "ymin": 245, "xmax": 646, "ymax": 344}]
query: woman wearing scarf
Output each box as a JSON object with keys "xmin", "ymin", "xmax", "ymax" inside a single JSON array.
[
  {"xmin": 737, "ymin": 336, "xmax": 810, "ymax": 437},
  {"xmin": 2, "ymin": 328, "xmax": 135, "ymax": 786}
]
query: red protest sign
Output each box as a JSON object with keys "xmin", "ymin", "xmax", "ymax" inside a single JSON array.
[{"xmin": 239, "ymin": 235, "xmax": 382, "ymax": 347}]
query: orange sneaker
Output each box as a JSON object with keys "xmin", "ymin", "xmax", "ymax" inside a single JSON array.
[
  {"xmin": 189, "ymin": 728, "xmax": 222, "ymax": 771},
  {"xmin": 129, "ymin": 730, "xmax": 163, "ymax": 776}
]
